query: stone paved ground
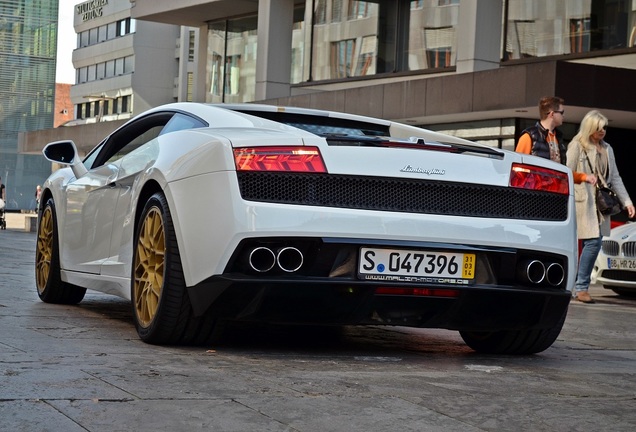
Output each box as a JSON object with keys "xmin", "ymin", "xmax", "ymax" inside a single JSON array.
[{"xmin": 1, "ymin": 220, "xmax": 635, "ymax": 431}]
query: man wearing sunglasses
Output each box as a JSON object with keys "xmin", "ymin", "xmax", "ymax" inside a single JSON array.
[{"xmin": 516, "ymin": 96, "xmax": 595, "ymax": 185}]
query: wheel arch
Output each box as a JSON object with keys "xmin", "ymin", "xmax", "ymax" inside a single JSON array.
[
  {"xmin": 133, "ymin": 180, "xmax": 164, "ymax": 237},
  {"xmin": 37, "ymin": 188, "xmax": 53, "ymax": 218}
]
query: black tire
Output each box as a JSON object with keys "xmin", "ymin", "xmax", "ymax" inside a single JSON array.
[
  {"xmin": 131, "ymin": 192, "xmax": 220, "ymax": 345},
  {"xmin": 35, "ymin": 198, "xmax": 86, "ymax": 304},
  {"xmin": 604, "ymin": 285, "xmax": 636, "ymax": 297},
  {"xmin": 459, "ymin": 307, "xmax": 568, "ymax": 355}
]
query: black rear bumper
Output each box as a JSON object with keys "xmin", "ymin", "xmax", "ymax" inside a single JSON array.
[{"xmin": 187, "ymin": 276, "xmax": 571, "ymax": 332}]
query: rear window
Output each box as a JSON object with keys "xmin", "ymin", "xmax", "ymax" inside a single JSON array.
[{"xmin": 235, "ymin": 110, "xmax": 389, "ymax": 137}]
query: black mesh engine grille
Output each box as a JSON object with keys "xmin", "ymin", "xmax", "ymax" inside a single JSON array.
[{"xmin": 236, "ymin": 172, "xmax": 569, "ymax": 221}]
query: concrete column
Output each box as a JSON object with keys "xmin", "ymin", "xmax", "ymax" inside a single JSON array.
[
  {"xmin": 255, "ymin": 0, "xmax": 294, "ymax": 101},
  {"xmin": 456, "ymin": 0, "xmax": 503, "ymax": 74},
  {"xmin": 176, "ymin": 27, "xmax": 191, "ymax": 102}
]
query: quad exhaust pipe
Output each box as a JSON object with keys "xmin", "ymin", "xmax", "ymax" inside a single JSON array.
[
  {"xmin": 517, "ymin": 259, "xmax": 564, "ymax": 287},
  {"xmin": 248, "ymin": 247, "xmax": 276, "ymax": 272},
  {"xmin": 248, "ymin": 246, "xmax": 304, "ymax": 273},
  {"xmin": 276, "ymin": 247, "xmax": 304, "ymax": 272},
  {"xmin": 545, "ymin": 262, "xmax": 565, "ymax": 286}
]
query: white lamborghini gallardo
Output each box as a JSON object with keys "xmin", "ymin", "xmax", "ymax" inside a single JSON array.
[{"xmin": 35, "ymin": 103, "xmax": 576, "ymax": 354}]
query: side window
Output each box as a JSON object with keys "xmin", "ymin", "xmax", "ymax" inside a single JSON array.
[
  {"xmin": 82, "ymin": 142, "xmax": 105, "ymax": 170},
  {"xmin": 159, "ymin": 112, "xmax": 207, "ymax": 136},
  {"xmin": 91, "ymin": 113, "xmax": 175, "ymax": 168},
  {"xmin": 105, "ymin": 124, "xmax": 165, "ymax": 164}
]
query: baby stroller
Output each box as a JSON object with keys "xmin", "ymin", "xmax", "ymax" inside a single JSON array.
[{"xmin": 0, "ymin": 198, "xmax": 6, "ymax": 230}]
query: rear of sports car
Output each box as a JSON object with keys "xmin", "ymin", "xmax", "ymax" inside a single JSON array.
[{"xmin": 170, "ymin": 105, "xmax": 576, "ymax": 354}]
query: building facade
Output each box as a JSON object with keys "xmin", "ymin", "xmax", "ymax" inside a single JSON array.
[
  {"xmin": 130, "ymin": 1, "xmax": 636, "ymax": 134},
  {"xmin": 128, "ymin": 0, "xmax": 636, "ymax": 196},
  {"xmin": 19, "ymin": 0, "xmax": 636, "ymax": 205},
  {"xmin": 69, "ymin": 0, "xmax": 182, "ymax": 126},
  {"xmin": 20, "ymin": 0, "xmax": 198, "ymax": 161},
  {"xmin": 0, "ymin": 0, "xmax": 59, "ymax": 210}
]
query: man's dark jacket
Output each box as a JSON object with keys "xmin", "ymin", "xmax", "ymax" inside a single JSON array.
[{"xmin": 519, "ymin": 122, "xmax": 566, "ymax": 164}]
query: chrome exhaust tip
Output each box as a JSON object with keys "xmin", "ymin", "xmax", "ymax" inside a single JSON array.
[
  {"xmin": 276, "ymin": 247, "xmax": 303, "ymax": 273},
  {"xmin": 518, "ymin": 259, "xmax": 546, "ymax": 284},
  {"xmin": 545, "ymin": 262, "xmax": 565, "ymax": 286},
  {"xmin": 248, "ymin": 247, "xmax": 276, "ymax": 272}
]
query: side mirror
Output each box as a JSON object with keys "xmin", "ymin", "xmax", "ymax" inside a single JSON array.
[{"xmin": 43, "ymin": 140, "xmax": 88, "ymax": 178}]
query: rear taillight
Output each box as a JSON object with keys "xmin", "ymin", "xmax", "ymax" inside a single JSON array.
[
  {"xmin": 509, "ymin": 163, "xmax": 569, "ymax": 195},
  {"xmin": 234, "ymin": 146, "xmax": 326, "ymax": 173}
]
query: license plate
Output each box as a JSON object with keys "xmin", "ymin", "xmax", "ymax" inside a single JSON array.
[
  {"xmin": 608, "ymin": 258, "xmax": 636, "ymax": 270},
  {"xmin": 358, "ymin": 247, "xmax": 475, "ymax": 284}
]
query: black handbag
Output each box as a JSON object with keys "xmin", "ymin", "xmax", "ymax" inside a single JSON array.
[
  {"xmin": 584, "ymin": 150, "xmax": 622, "ymax": 216},
  {"xmin": 596, "ymin": 184, "xmax": 622, "ymax": 216}
]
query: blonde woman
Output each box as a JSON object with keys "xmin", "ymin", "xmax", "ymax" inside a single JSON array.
[{"xmin": 566, "ymin": 110, "xmax": 635, "ymax": 303}]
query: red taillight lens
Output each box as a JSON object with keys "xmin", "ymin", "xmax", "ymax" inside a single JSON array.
[
  {"xmin": 375, "ymin": 287, "xmax": 460, "ymax": 298},
  {"xmin": 509, "ymin": 163, "xmax": 569, "ymax": 195},
  {"xmin": 234, "ymin": 146, "xmax": 326, "ymax": 173}
]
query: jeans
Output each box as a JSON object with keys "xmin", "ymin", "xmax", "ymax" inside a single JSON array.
[{"xmin": 575, "ymin": 236, "xmax": 602, "ymax": 293}]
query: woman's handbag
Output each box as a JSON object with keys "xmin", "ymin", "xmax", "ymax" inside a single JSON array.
[
  {"xmin": 596, "ymin": 184, "xmax": 622, "ymax": 216},
  {"xmin": 584, "ymin": 150, "xmax": 622, "ymax": 216}
]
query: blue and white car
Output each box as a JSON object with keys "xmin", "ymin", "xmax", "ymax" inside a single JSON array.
[{"xmin": 35, "ymin": 103, "xmax": 576, "ymax": 354}]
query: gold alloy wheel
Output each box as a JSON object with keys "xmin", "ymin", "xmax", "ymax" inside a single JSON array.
[
  {"xmin": 133, "ymin": 207, "xmax": 166, "ymax": 328},
  {"xmin": 35, "ymin": 206, "xmax": 53, "ymax": 294}
]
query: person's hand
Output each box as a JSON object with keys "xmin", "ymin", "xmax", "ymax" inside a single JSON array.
[
  {"xmin": 586, "ymin": 174, "xmax": 597, "ymax": 185},
  {"xmin": 626, "ymin": 204, "xmax": 636, "ymax": 219}
]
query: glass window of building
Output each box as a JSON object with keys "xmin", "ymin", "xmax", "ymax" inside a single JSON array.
[
  {"xmin": 315, "ymin": 0, "xmax": 327, "ymax": 24},
  {"xmin": 78, "ymin": 18, "xmax": 136, "ymax": 50},
  {"xmin": 78, "ymin": 67, "xmax": 88, "ymax": 83},
  {"xmin": 204, "ymin": 1, "xmax": 462, "ymax": 100},
  {"xmin": 311, "ymin": 1, "xmax": 380, "ymax": 80},
  {"xmin": 106, "ymin": 59, "xmax": 115, "ymax": 78},
  {"xmin": 80, "ymin": 30, "xmax": 89, "ymax": 47},
  {"xmin": 87, "ymin": 64, "xmax": 96, "ymax": 81},
  {"xmin": 504, "ymin": 0, "xmax": 636, "ymax": 60},
  {"xmin": 98, "ymin": 24, "xmax": 107, "ymax": 43},
  {"xmin": 310, "ymin": 0, "xmax": 459, "ymax": 81},
  {"xmin": 188, "ymin": 30, "xmax": 196, "ymax": 62},
  {"xmin": 121, "ymin": 95, "xmax": 131, "ymax": 113},
  {"xmin": 206, "ymin": 16, "xmax": 258, "ymax": 103},
  {"xmin": 96, "ymin": 62, "xmax": 105, "ymax": 80},
  {"xmin": 117, "ymin": 18, "xmax": 131, "ymax": 36},
  {"xmin": 115, "ymin": 58, "xmax": 124, "ymax": 76},
  {"xmin": 291, "ymin": 6, "xmax": 307, "ymax": 84},
  {"xmin": 107, "ymin": 22, "xmax": 117, "ymax": 39},
  {"xmin": 124, "ymin": 56, "xmax": 134, "ymax": 74},
  {"xmin": 89, "ymin": 27, "xmax": 98, "ymax": 45}
]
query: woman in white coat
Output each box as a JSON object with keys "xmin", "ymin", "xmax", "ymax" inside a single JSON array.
[{"xmin": 566, "ymin": 110, "xmax": 635, "ymax": 303}]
